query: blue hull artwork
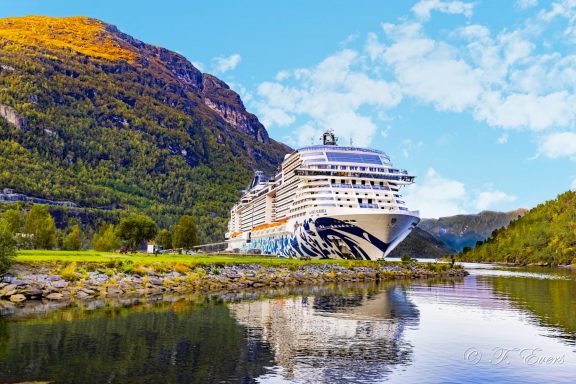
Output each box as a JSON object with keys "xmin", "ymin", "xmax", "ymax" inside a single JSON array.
[{"xmin": 243, "ymin": 217, "xmax": 392, "ymax": 260}]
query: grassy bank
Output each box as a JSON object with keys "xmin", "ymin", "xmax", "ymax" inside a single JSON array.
[
  {"xmin": 14, "ymin": 250, "xmax": 456, "ymax": 272},
  {"xmin": 0, "ymin": 250, "xmax": 467, "ymax": 312}
]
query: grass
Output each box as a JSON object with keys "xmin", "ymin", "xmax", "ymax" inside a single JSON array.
[
  {"xmin": 13, "ymin": 250, "xmax": 463, "ymax": 274},
  {"xmin": 15, "ymin": 250, "xmax": 386, "ymax": 268}
]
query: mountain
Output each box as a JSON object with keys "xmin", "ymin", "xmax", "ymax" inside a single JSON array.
[
  {"xmin": 389, "ymin": 209, "xmax": 527, "ymax": 259},
  {"xmin": 388, "ymin": 227, "xmax": 455, "ymax": 258},
  {"xmin": 462, "ymin": 191, "xmax": 576, "ymax": 265},
  {"xmin": 418, "ymin": 209, "xmax": 527, "ymax": 252},
  {"xmin": 0, "ymin": 16, "xmax": 290, "ymax": 242}
]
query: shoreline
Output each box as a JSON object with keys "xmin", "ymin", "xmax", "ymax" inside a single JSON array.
[{"xmin": 0, "ymin": 260, "xmax": 468, "ymax": 316}]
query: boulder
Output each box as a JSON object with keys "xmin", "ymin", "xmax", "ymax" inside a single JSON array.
[
  {"xmin": 21, "ymin": 286, "xmax": 44, "ymax": 298},
  {"xmin": 75, "ymin": 291, "xmax": 92, "ymax": 299},
  {"xmin": 148, "ymin": 277, "xmax": 163, "ymax": 286},
  {"xmin": 46, "ymin": 292, "xmax": 64, "ymax": 300},
  {"xmin": 9, "ymin": 294, "xmax": 26, "ymax": 303},
  {"xmin": 51, "ymin": 280, "xmax": 69, "ymax": 289},
  {"xmin": 0, "ymin": 284, "xmax": 17, "ymax": 297}
]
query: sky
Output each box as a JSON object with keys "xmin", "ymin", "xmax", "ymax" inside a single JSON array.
[{"xmin": 1, "ymin": 0, "xmax": 576, "ymax": 218}]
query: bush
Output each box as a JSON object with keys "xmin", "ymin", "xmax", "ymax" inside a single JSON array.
[
  {"xmin": 0, "ymin": 220, "xmax": 16, "ymax": 274},
  {"xmin": 60, "ymin": 261, "xmax": 79, "ymax": 281}
]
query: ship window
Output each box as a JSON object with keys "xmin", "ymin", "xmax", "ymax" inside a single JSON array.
[
  {"xmin": 349, "ymin": 205, "xmax": 353, "ymax": 208},
  {"xmin": 331, "ymin": 179, "xmax": 335, "ymax": 183},
  {"xmin": 361, "ymin": 180, "xmax": 365, "ymax": 185},
  {"xmin": 368, "ymin": 199, "xmax": 373, "ymax": 204},
  {"xmin": 352, "ymin": 180, "xmax": 356, "ymax": 185},
  {"xmin": 326, "ymin": 152, "xmax": 383, "ymax": 165}
]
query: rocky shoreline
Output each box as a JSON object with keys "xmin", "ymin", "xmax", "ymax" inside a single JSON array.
[{"xmin": 0, "ymin": 262, "xmax": 468, "ymax": 315}]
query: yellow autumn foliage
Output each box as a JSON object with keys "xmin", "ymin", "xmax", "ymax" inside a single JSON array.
[{"xmin": 0, "ymin": 16, "xmax": 136, "ymax": 63}]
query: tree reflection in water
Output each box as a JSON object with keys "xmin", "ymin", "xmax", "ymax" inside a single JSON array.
[{"xmin": 0, "ymin": 281, "xmax": 420, "ymax": 384}]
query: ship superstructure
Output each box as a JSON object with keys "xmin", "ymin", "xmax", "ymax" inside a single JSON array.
[{"xmin": 225, "ymin": 130, "xmax": 420, "ymax": 260}]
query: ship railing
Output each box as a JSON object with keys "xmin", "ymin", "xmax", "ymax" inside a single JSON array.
[{"xmin": 330, "ymin": 183, "xmax": 391, "ymax": 191}]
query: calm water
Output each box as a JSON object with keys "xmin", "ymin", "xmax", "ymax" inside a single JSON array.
[{"xmin": 0, "ymin": 263, "xmax": 575, "ymax": 383}]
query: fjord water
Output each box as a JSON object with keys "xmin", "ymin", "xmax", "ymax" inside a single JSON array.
[{"xmin": 0, "ymin": 264, "xmax": 574, "ymax": 383}]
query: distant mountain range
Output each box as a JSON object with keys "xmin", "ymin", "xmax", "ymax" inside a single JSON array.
[
  {"xmin": 390, "ymin": 209, "xmax": 527, "ymax": 258},
  {"xmin": 0, "ymin": 16, "xmax": 289, "ymax": 242}
]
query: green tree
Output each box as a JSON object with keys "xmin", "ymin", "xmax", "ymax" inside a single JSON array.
[
  {"xmin": 156, "ymin": 229, "xmax": 173, "ymax": 249},
  {"xmin": 173, "ymin": 215, "xmax": 198, "ymax": 249},
  {"xmin": 22, "ymin": 205, "xmax": 56, "ymax": 249},
  {"xmin": 2, "ymin": 209, "xmax": 21, "ymax": 234},
  {"xmin": 117, "ymin": 214, "xmax": 158, "ymax": 250},
  {"xmin": 0, "ymin": 219, "xmax": 16, "ymax": 273},
  {"xmin": 92, "ymin": 224, "xmax": 120, "ymax": 252},
  {"xmin": 62, "ymin": 224, "xmax": 82, "ymax": 251}
]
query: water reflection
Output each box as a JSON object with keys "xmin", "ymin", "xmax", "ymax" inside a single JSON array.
[
  {"xmin": 478, "ymin": 265, "xmax": 576, "ymax": 345},
  {"xmin": 230, "ymin": 282, "xmax": 419, "ymax": 383},
  {"xmin": 0, "ymin": 298, "xmax": 275, "ymax": 384},
  {"xmin": 0, "ymin": 266, "xmax": 574, "ymax": 384}
]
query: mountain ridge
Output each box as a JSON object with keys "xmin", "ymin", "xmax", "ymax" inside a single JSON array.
[{"xmin": 0, "ymin": 15, "xmax": 290, "ymax": 242}]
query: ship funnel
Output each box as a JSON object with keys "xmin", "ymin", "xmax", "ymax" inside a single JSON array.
[{"xmin": 322, "ymin": 130, "xmax": 338, "ymax": 146}]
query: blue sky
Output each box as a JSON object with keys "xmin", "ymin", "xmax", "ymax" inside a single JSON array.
[{"xmin": 1, "ymin": 0, "xmax": 576, "ymax": 217}]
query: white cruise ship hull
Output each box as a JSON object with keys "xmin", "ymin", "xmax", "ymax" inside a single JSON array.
[{"xmin": 227, "ymin": 210, "xmax": 419, "ymax": 260}]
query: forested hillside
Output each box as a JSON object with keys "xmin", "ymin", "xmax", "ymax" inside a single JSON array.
[
  {"xmin": 0, "ymin": 16, "xmax": 290, "ymax": 242},
  {"xmin": 461, "ymin": 191, "xmax": 576, "ymax": 265}
]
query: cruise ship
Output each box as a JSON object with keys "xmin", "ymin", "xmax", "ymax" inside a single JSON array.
[{"xmin": 225, "ymin": 130, "xmax": 420, "ymax": 260}]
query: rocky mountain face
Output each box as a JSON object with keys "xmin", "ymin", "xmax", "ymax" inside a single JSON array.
[{"xmin": 0, "ymin": 16, "xmax": 290, "ymax": 242}]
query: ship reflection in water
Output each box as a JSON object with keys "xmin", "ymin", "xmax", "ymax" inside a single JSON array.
[{"xmin": 229, "ymin": 282, "xmax": 419, "ymax": 383}]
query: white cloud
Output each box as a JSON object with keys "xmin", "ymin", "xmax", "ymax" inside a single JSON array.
[
  {"xmin": 516, "ymin": 0, "xmax": 538, "ymax": 9},
  {"xmin": 538, "ymin": 132, "xmax": 576, "ymax": 159},
  {"xmin": 497, "ymin": 133, "xmax": 509, "ymax": 144},
  {"xmin": 213, "ymin": 54, "xmax": 242, "ymax": 73},
  {"xmin": 475, "ymin": 191, "xmax": 517, "ymax": 211},
  {"xmin": 255, "ymin": 49, "xmax": 401, "ymax": 146},
  {"xmin": 404, "ymin": 169, "xmax": 517, "ymax": 217},
  {"xmin": 453, "ymin": 25, "xmax": 491, "ymax": 40},
  {"xmin": 340, "ymin": 33, "xmax": 360, "ymax": 47},
  {"xmin": 571, "ymin": 176, "xmax": 576, "ymax": 190},
  {"xmin": 474, "ymin": 92, "xmax": 576, "ymax": 131},
  {"xmin": 412, "ymin": 0, "xmax": 475, "ymax": 21},
  {"xmin": 401, "ymin": 139, "xmax": 423, "ymax": 158},
  {"xmin": 251, "ymin": 0, "xmax": 576, "ymax": 155},
  {"xmin": 403, "ymin": 168, "xmax": 468, "ymax": 218},
  {"xmin": 191, "ymin": 61, "xmax": 205, "ymax": 72}
]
